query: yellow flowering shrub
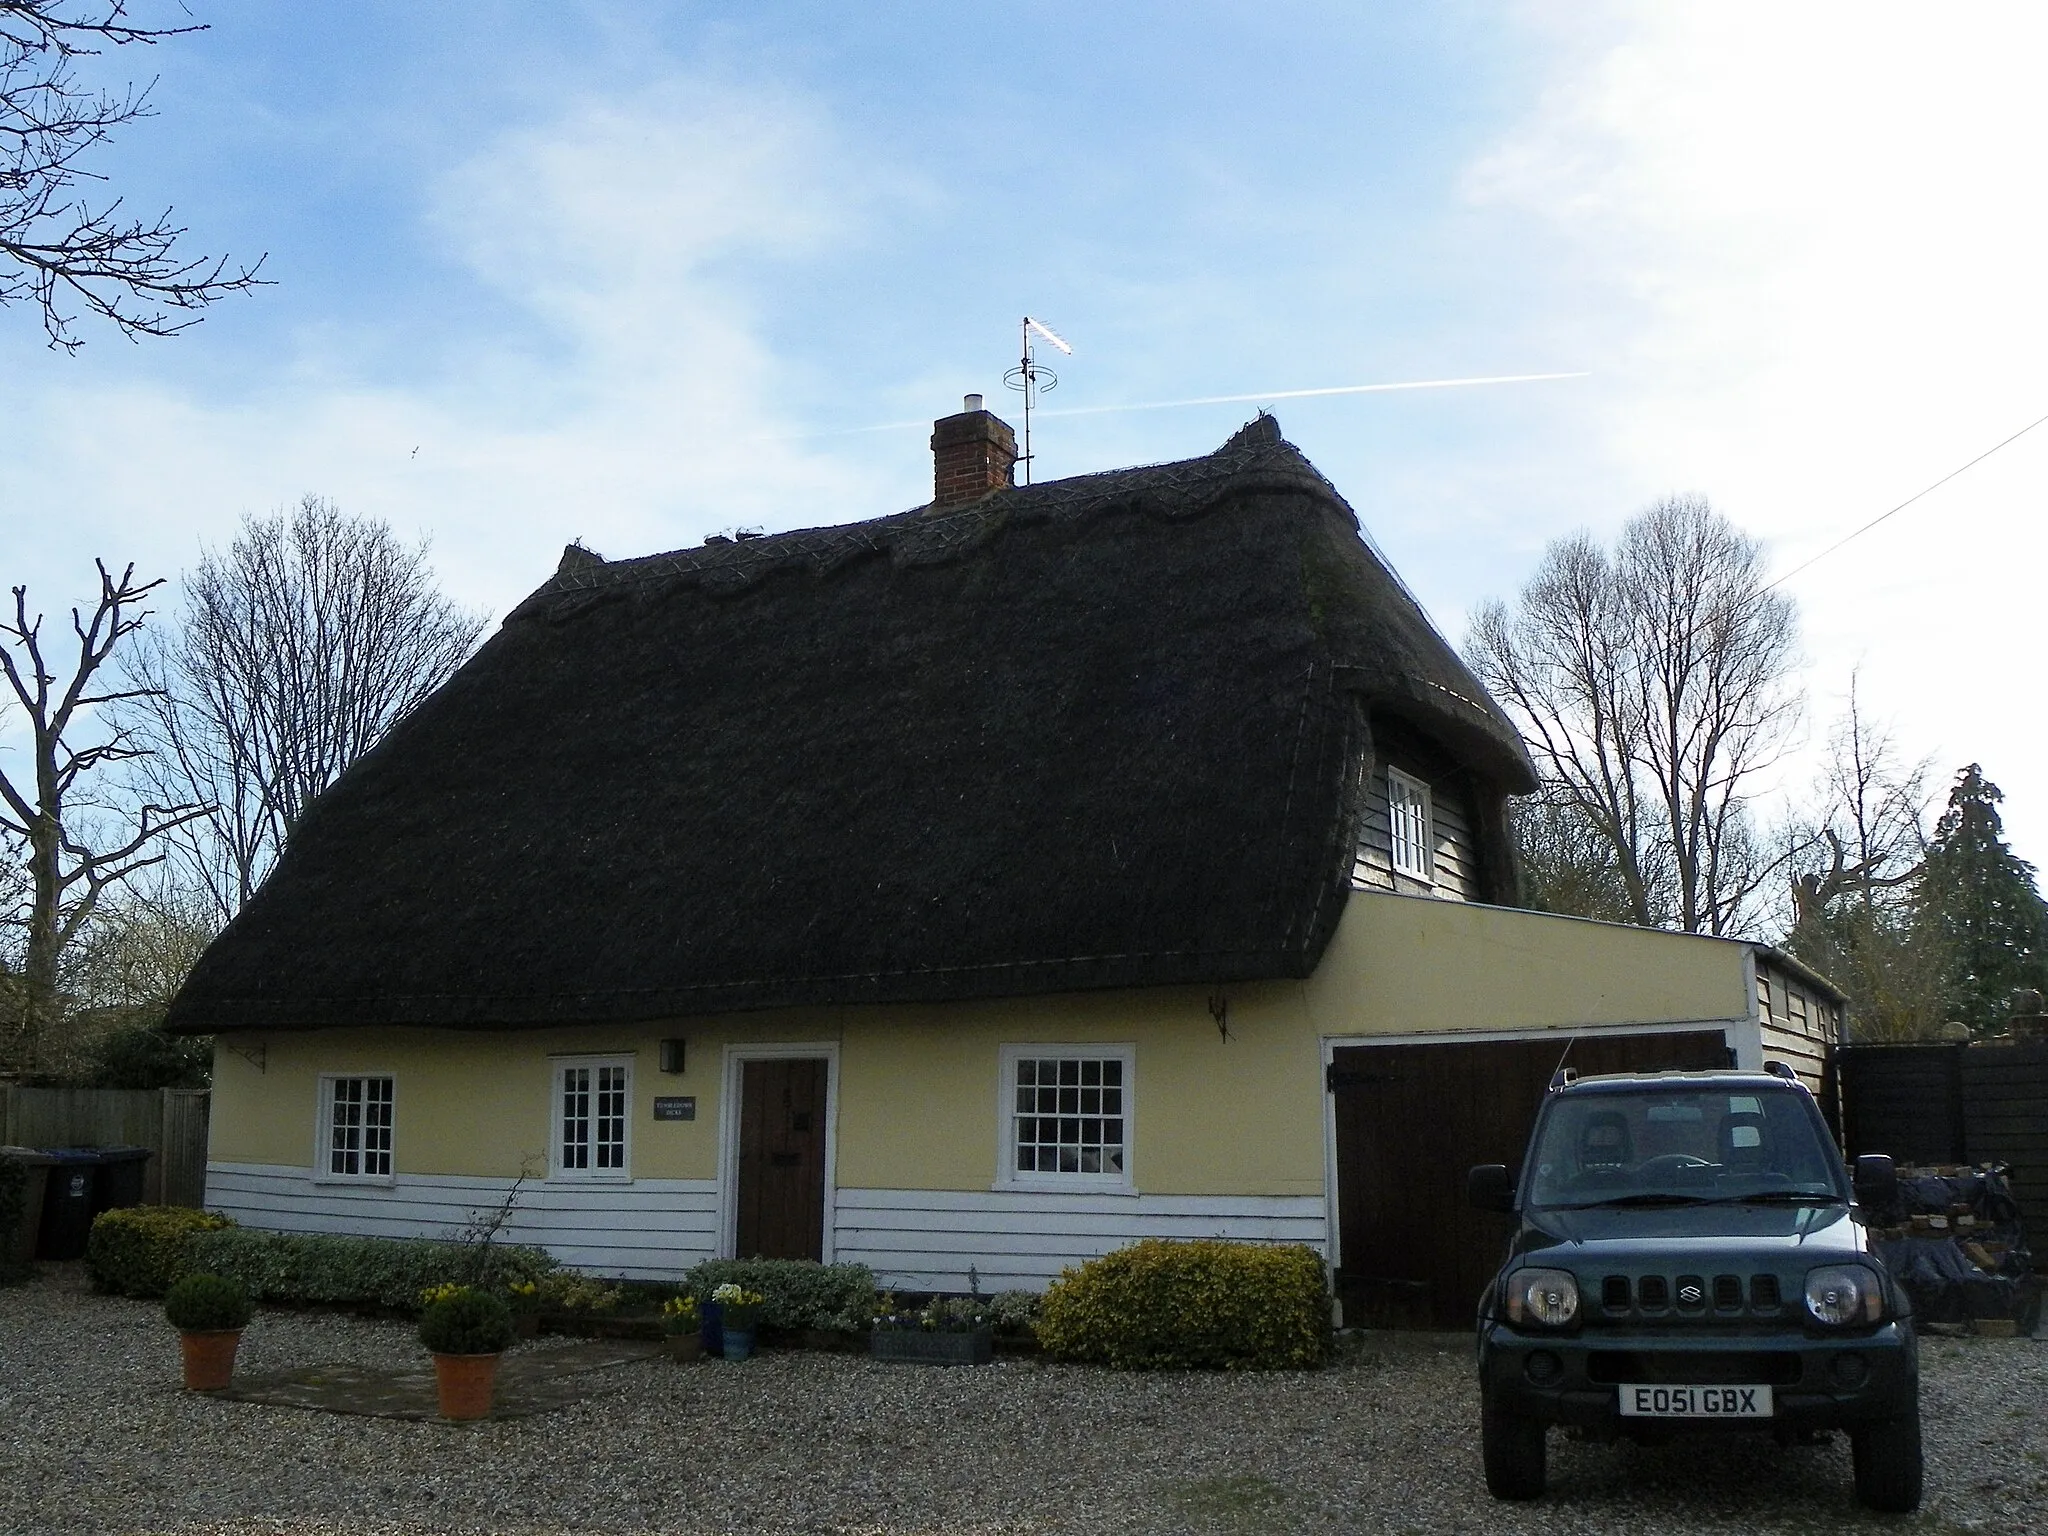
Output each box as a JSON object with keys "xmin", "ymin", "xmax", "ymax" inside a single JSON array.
[{"xmin": 1035, "ymin": 1239, "xmax": 1332, "ymax": 1370}]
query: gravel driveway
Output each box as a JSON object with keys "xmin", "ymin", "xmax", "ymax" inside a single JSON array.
[{"xmin": 3, "ymin": 1266, "xmax": 2042, "ymax": 1536}]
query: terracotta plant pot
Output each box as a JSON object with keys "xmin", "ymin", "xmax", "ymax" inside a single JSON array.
[
  {"xmin": 179, "ymin": 1329, "xmax": 242, "ymax": 1391},
  {"xmin": 432, "ymin": 1351, "xmax": 501, "ymax": 1421}
]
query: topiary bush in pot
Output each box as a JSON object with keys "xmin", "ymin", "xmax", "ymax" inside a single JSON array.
[
  {"xmin": 419, "ymin": 1284, "xmax": 516, "ymax": 1356},
  {"xmin": 418, "ymin": 1284, "xmax": 515, "ymax": 1422},
  {"xmin": 164, "ymin": 1271, "xmax": 255, "ymax": 1332},
  {"xmin": 1035, "ymin": 1238, "xmax": 1332, "ymax": 1370},
  {"xmin": 164, "ymin": 1272, "xmax": 254, "ymax": 1390}
]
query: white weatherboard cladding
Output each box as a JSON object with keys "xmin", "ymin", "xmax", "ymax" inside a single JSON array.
[
  {"xmin": 207, "ymin": 1163, "xmax": 1326, "ymax": 1289},
  {"xmin": 205, "ymin": 1162, "xmax": 719, "ymax": 1280},
  {"xmin": 834, "ymin": 1188, "xmax": 1327, "ymax": 1293}
]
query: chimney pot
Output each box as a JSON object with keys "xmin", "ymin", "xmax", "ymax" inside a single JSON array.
[
  {"xmin": 929, "ymin": 398, "xmax": 1018, "ymax": 510},
  {"xmin": 964, "ymin": 393, "xmax": 983, "ymax": 412}
]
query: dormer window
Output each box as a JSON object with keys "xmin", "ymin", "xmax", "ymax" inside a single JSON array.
[{"xmin": 1387, "ymin": 768, "xmax": 1434, "ymax": 882}]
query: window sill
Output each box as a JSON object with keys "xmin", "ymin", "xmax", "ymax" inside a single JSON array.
[
  {"xmin": 992, "ymin": 1179, "xmax": 1139, "ymax": 1198},
  {"xmin": 548, "ymin": 1172, "xmax": 634, "ymax": 1185},
  {"xmin": 311, "ymin": 1174, "xmax": 396, "ymax": 1188}
]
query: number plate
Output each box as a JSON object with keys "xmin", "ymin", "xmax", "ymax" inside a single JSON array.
[{"xmin": 1618, "ymin": 1384, "xmax": 1773, "ymax": 1419}]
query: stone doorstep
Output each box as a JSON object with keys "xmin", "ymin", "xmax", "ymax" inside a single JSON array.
[{"xmin": 215, "ymin": 1340, "xmax": 664, "ymax": 1422}]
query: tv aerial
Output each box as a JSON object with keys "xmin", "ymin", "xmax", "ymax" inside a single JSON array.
[{"xmin": 1003, "ymin": 316, "xmax": 1071, "ymax": 484}]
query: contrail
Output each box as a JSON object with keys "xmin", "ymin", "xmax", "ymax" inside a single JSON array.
[
  {"xmin": 1039, "ymin": 371, "xmax": 1589, "ymax": 419},
  {"xmin": 758, "ymin": 370, "xmax": 1587, "ymax": 440}
]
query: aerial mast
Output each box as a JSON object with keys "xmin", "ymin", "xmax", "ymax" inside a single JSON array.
[{"xmin": 1004, "ymin": 316, "xmax": 1072, "ymax": 485}]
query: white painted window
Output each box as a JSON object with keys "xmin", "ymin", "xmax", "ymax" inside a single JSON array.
[
  {"xmin": 1386, "ymin": 767, "xmax": 1433, "ymax": 881},
  {"xmin": 319, "ymin": 1074, "xmax": 394, "ymax": 1180},
  {"xmin": 1756, "ymin": 974, "xmax": 1774, "ymax": 1023},
  {"xmin": 553, "ymin": 1056, "xmax": 632, "ymax": 1179},
  {"xmin": 999, "ymin": 1045, "xmax": 1134, "ymax": 1189}
]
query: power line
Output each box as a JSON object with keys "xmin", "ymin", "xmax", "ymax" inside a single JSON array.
[{"xmin": 1766, "ymin": 407, "xmax": 2048, "ymax": 590}]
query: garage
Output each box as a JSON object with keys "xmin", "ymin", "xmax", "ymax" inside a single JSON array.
[{"xmin": 1329, "ymin": 1029, "xmax": 1734, "ymax": 1329}]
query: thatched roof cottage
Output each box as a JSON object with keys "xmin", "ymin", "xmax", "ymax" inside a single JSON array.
[{"xmin": 169, "ymin": 404, "xmax": 1833, "ymax": 1323}]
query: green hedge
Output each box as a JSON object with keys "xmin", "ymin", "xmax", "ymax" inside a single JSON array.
[
  {"xmin": 681, "ymin": 1258, "xmax": 876, "ymax": 1332},
  {"xmin": 87, "ymin": 1206, "xmax": 237, "ymax": 1297},
  {"xmin": 1035, "ymin": 1239, "xmax": 1333, "ymax": 1370},
  {"xmin": 182, "ymin": 1227, "xmax": 556, "ymax": 1310}
]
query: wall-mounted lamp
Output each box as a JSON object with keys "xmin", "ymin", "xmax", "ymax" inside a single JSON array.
[{"xmin": 659, "ymin": 1039, "xmax": 687, "ymax": 1074}]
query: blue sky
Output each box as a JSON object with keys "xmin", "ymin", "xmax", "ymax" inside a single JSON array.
[{"xmin": 6, "ymin": 2, "xmax": 2047, "ymax": 867}]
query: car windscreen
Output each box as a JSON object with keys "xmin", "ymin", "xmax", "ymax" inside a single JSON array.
[{"xmin": 1525, "ymin": 1086, "xmax": 1844, "ymax": 1209}]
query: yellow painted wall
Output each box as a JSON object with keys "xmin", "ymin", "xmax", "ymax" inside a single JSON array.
[
  {"xmin": 1304, "ymin": 892, "xmax": 1753, "ymax": 1037},
  {"xmin": 208, "ymin": 891, "xmax": 1752, "ymax": 1197}
]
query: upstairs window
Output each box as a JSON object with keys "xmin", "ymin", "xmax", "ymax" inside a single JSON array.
[
  {"xmin": 319, "ymin": 1075, "xmax": 394, "ymax": 1180},
  {"xmin": 1756, "ymin": 974, "xmax": 1774, "ymax": 1024},
  {"xmin": 1386, "ymin": 768, "xmax": 1434, "ymax": 882},
  {"xmin": 554, "ymin": 1057, "xmax": 632, "ymax": 1179}
]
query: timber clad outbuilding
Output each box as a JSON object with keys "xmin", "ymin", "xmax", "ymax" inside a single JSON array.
[{"xmin": 167, "ymin": 407, "xmax": 1814, "ymax": 1314}]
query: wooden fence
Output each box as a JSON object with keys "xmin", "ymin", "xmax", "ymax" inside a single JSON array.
[
  {"xmin": 1839, "ymin": 1040, "xmax": 2048, "ymax": 1258},
  {"xmin": 0, "ymin": 1086, "xmax": 210, "ymax": 1208}
]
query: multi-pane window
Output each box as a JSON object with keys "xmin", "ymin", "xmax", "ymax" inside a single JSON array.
[
  {"xmin": 1386, "ymin": 768, "xmax": 1433, "ymax": 881},
  {"xmin": 1788, "ymin": 989, "xmax": 1809, "ymax": 1033},
  {"xmin": 321, "ymin": 1075, "xmax": 393, "ymax": 1179},
  {"xmin": 1756, "ymin": 974, "xmax": 1774, "ymax": 1024},
  {"xmin": 554, "ymin": 1058, "xmax": 630, "ymax": 1178},
  {"xmin": 1005, "ymin": 1049, "xmax": 1131, "ymax": 1183}
]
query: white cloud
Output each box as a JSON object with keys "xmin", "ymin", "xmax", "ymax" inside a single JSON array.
[
  {"xmin": 1464, "ymin": 2, "xmax": 2048, "ymax": 860},
  {"xmin": 3, "ymin": 75, "xmax": 901, "ymax": 621}
]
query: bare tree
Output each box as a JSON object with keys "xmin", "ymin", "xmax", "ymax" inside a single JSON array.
[
  {"xmin": 1469, "ymin": 495, "xmax": 1801, "ymax": 936},
  {"xmin": 0, "ymin": 561, "xmax": 206, "ymax": 1072},
  {"xmin": 124, "ymin": 497, "xmax": 488, "ymax": 922},
  {"xmin": 2, "ymin": 1, "xmax": 264, "ymax": 349},
  {"xmin": 1791, "ymin": 681, "xmax": 1930, "ymax": 934}
]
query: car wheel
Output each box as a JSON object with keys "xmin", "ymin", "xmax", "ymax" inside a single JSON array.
[
  {"xmin": 1850, "ymin": 1406, "xmax": 1923, "ymax": 1513},
  {"xmin": 1481, "ymin": 1394, "xmax": 1546, "ymax": 1500}
]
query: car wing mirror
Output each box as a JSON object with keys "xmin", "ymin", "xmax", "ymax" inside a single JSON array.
[
  {"xmin": 1468, "ymin": 1163, "xmax": 1516, "ymax": 1213},
  {"xmin": 1852, "ymin": 1153, "xmax": 1897, "ymax": 1210}
]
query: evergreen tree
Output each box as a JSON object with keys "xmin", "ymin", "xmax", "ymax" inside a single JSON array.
[{"xmin": 1917, "ymin": 765, "xmax": 2048, "ymax": 1034}]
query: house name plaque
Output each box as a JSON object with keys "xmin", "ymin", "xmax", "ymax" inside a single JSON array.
[{"xmin": 652, "ymin": 1096, "xmax": 697, "ymax": 1121}]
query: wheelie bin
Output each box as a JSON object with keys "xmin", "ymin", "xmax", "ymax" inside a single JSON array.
[
  {"xmin": 89, "ymin": 1145, "xmax": 153, "ymax": 1215},
  {"xmin": 2, "ymin": 1147, "xmax": 57, "ymax": 1267},
  {"xmin": 35, "ymin": 1148, "xmax": 103, "ymax": 1260}
]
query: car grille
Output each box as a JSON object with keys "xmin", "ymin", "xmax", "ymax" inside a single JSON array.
[
  {"xmin": 1597, "ymin": 1272, "xmax": 1787, "ymax": 1320},
  {"xmin": 1587, "ymin": 1350, "xmax": 1804, "ymax": 1385}
]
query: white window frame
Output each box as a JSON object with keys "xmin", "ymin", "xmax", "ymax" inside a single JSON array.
[
  {"xmin": 1386, "ymin": 766, "xmax": 1434, "ymax": 882},
  {"xmin": 550, "ymin": 1054, "xmax": 634, "ymax": 1182},
  {"xmin": 315, "ymin": 1073, "xmax": 395, "ymax": 1184},
  {"xmin": 995, "ymin": 1043, "xmax": 1136, "ymax": 1194}
]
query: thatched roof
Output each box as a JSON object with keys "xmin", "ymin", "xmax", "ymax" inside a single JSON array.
[{"xmin": 165, "ymin": 417, "xmax": 1533, "ymax": 1034}]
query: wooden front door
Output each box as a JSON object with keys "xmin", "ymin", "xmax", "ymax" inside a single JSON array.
[
  {"xmin": 1331, "ymin": 1030, "xmax": 1732, "ymax": 1328},
  {"xmin": 735, "ymin": 1057, "xmax": 828, "ymax": 1261}
]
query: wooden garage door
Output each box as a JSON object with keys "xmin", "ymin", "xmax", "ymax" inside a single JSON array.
[{"xmin": 1331, "ymin": 1031, "xmax": 1732, "ymax": 1329}]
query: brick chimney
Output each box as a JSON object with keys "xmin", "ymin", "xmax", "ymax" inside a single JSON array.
[{"xmin": 929, "ymin": 394, "xmax": 1017, "ymax": 510}]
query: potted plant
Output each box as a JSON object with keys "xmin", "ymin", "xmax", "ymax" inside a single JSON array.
[
  {"xmin": 419, "ymin": 1283, "xmax": 515, "ymax": 1421},
  {"xmin": 506, "ymin": 1279, "xmax": 544, "ymax": 1339},
  {"xmin": 870, "ymin": 1293, "xmax": 995, "ymax": 1366},
  {"xmin": 661, "ymin": 1294, "xmax": 702, "ymax": 1362},
  {"xmin": 164, "ymin": 1272, "xmax": 255, "ymax": 1390},
  {"xmin": 710, "ymin": 1282, "xmax": 765, "ymax": 1361}
]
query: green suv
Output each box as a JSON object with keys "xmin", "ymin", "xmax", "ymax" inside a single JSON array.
[{"xmin": 1468, "ymin": 1065, "xmax": 1921, "ymax": 1512}]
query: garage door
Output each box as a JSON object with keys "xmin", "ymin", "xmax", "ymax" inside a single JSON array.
[{"xmin": 1330, "ymin": 1031, "xmax": 1732, "ymax": 1329}]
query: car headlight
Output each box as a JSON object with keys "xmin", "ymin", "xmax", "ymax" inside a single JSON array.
[
  {"xmin": 1804, "ymin": 1265, "xmax": 1884, "ymax": 1325},
  {"xmin": 1505, "ymin": 1267, "xmax": 1580, "ymax": 1328}
]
